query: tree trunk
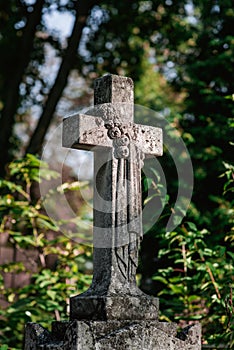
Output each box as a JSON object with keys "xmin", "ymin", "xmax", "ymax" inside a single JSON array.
[
  {"xmin": 25, "ymin": 0, "xmax": 97, "ymax": 156},
  {"xmin": 0, "ymin": 0, "xmax": 44, "ymax": 177}
]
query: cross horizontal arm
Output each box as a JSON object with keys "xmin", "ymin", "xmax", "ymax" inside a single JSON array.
[
  {"xmin": 132, "ymin": 124, "xmax": 163, "ymax": 157},
  {"xmin": 63, "ymin": 114, "xmax": 162, "ymax": 156},
  {"xmin": 62, "ymin": 114, "xmax": 112, "ymax": 151}
]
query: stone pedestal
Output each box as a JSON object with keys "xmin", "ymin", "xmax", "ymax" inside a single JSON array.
[
  {"xmin": 70, "ymin": 295, "xmax": 159, "ymax": 320},
  {"xmin": 25, "ymin": 320, "xmax": 201, "ymax": 350}
]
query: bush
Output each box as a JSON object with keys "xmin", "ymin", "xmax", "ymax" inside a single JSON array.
[
  {"xmin": 153, "ymin": 161, "xmax": 234, "ymax": 347},
  {"xmin": 0, "ymin": 155, "xmax": 92, "ymax": 349}
]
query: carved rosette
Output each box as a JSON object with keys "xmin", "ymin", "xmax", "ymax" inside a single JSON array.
[{"xmin": 105, "ymin": 120, "xmax": 131, "ymax": 160}]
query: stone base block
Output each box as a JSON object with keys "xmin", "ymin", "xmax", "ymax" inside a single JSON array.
[
  {"xmin": 70, "ymin": 295, "xmax": 159, "ymax": 320},
  {"xmin": 25, "ymin": 320, "xmax": 201, "ymax": 350}
]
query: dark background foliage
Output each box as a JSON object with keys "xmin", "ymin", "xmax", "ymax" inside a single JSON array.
[{"xmin": 0, "ymin": 0, "xmax": 233, "ymax": 348}]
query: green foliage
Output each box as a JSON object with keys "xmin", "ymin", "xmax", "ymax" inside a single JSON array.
[
  {"xmin": 151, "ymin": 162, "xmax": 234, "ymax": 347},
  {"xmin": 0, "ymin": 155, "xmax": 92, "ymax": 349},
  {"xmin": 0, "ymin": 1, "xmax": 233, "ymax": 348}
]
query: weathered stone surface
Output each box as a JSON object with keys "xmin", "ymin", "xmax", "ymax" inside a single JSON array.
[
  {"xmin": 24, "ymin": 322, "xmax": 54, "ymax": 350},
  {"xmin": 92, "ymin": 322, "xmax": 201, "ymax": 350},
  {"xmin": 94, "ymin": 74, "xmax": 134, "ymax": 105},
  {"xmin": 62, "ymin": 114, "xmax": 111, "ymax": 150},
  {"xmin": 70, "ymin": 295, "xmax": 159, "ymax": 321},
  {"xmin": 62, "ymin": 113, "xmax": 162, "ymax": 156},
  {"xmin": 62, "ymin": 74, "xmax": 163, "ymax": 321},
  {"xmin": 25, "ymin": 321, "xmax": 201, "ymax": 350}
]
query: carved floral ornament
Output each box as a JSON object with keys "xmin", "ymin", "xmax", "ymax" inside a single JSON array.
[{"xmin": 104, "ymin": 120, "xmax": 130, "ymax": 159}]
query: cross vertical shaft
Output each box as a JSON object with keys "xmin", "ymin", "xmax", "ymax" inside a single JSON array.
[{"xmin": 92, "ymin": 75, "xmax": 141, "ymax": 296}]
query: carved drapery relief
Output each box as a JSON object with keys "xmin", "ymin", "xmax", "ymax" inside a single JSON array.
[{"xmin": 105, "ymin": 120, "xmax": 145, "ymax": 283}]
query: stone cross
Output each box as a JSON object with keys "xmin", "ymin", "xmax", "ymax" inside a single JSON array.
[{"xmin": 63, "ymin": 74, "xmax": 162, "ymax": 321}]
